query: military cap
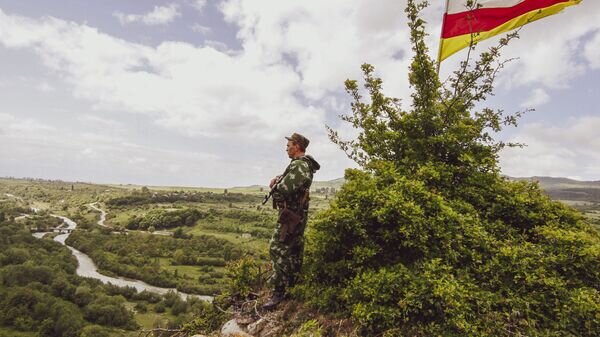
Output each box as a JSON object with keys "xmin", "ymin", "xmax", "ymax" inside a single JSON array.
[{"xmin": 285, "ymin": 133, "xmax": 310, "ymax": 150}]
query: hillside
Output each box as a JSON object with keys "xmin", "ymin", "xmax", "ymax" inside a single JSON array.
[
  {"xmin": 511, "ymin": 176, "xmax": 600, "ymax": 203},
  {"xmin": 514, "ymin": 176, "xmax": 600, "ymax": 189},
  {"xmin": 312, "ymin": 176, "xmax": 600, "ymax": 203}
]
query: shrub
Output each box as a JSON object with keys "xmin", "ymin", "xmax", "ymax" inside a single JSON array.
[
  {"xmin": 300, "ymin": 1, "xmax": 600, "ymax": 336},
  {"xmin": 154, "ymin": 302, "xmax": 166, "ymax": 313},
  {"xmin": 225, "ymin": 256, "xmax": 265, "ymax": 298},
  {"xmin": 182, "ymin": 301, "xmax": 228, "ymax": 335}
]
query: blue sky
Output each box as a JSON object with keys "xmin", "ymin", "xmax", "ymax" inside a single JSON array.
[{"xmin": 0, "ymin": 0, "xmax": 599, "ymax": 187}]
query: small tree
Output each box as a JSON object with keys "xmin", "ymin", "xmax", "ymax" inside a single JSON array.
[{"xmin": 301, "ymin": 1, "xmax": 600, "ymax": 336}]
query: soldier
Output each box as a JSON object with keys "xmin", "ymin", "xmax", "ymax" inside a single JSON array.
[{"xmin": 262, "ymin": 133, "xmax": 320, "ymax": 310}]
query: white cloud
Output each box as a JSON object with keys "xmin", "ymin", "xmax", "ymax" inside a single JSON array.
[
  {"xmin": 113, "ymin": 4, "xmax": 181, "ymax": 26},
  {"xmin": 500, "ymin": 116, "xmax": 600, "ymax": 180},
  {"xmin": 36, "ymin": 81, "xmax": 55, "ymax": 92},
  {"xmin": 0, "ymin": 8, "xmax": 323, "ymax": 140},
  {"xmin": 81, "ymin": 147, "xmax": 97, "ymax": 157},
  {"xmin": 490, "ymin": 2, "xmax": 600, "ymax": 90},
  {"xmin": 584, "ymin": 30, "xmax": 600, "ymax": 69},
  {"xmin": 0, "ymin": 115, "xmax": 233, "ymax": 186},
  {"xmin": 219, "ymin": 0, "xmax": 413, "ymax": 101},
  {"xmin": 127, "ymin": 156, "xmax": 147, "ymax": 165},
  {"xmin": 190, "ymin": 0, "xmax": 208, "ymax": 13},
  {"xmin": 191, "ymin": 23, "xmax": 212, "ymax": 34},
  {"xmin": 0, "ymin": 112, "xmax": 14, "ymax": 126},
  {"xmin": 78, "ymin": 114, "xmax": 125, "ymax": 131},
  {"xmin": 203, "ymin": 40, "xmax": 234, "ymax": 53},
  {"xmin": 520, "ymin": 88, "xmax": 550, "ymax": 108},
  {"xmin": 0, "ymin": 112, "xmax": 55, "ymax": 133}
]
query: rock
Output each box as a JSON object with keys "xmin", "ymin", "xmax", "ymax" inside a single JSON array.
[
  {"xmin": 247, "ymin": 318, "xmax": 268, "ymax": 335},
  {"xmin": 235, "ymin": 316, "xmax": 256, "ymax": 325},
  {"xmin": 221, "ymin": 319, "xmax": 254, "ymax": 337}
]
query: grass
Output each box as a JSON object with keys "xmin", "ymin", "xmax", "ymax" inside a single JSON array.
[
  {"xmin": 157, "ymin": 258, "xmax": 227, "ymax": 280},
  {"xmin": 30, "ymin": 201, "xmax": 50, "ymax": 210},
  {"xmin": 0, "ymin": 326, "xmax": 36, "ymax": 337},
  {"xmin": 83, "ymin": 209, "xmax": 100, "ymax": 225},
  {"xmin": 185, "ymin": 227, "xmax": 270, "ymax": 253},
  {"xmin": 121, "ymin": 301, "xmax": 177, "ymax": 330},
  {"xmin": 134, "ymin": 311, "xmax": 175, "ymax": 330},
  {"xmin": 105, "ymin": 208, "xmax": 138, "ymax": 227},
  {"xmin": 102, "ymin": 302, "xmax": 178, "ymax": 337}
]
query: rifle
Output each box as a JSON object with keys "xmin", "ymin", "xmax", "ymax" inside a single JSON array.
[{"xmin": 262, "ymin": 175, "xmax": 284, "ymax": 205}]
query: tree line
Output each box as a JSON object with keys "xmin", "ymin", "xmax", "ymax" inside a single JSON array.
[
  {"xmin": 126, "ymin": 208, "xmax": 205, "ymax": 230},
  {"xmin": 106, "ymin": 190, "xmax": 261, "ymax": 207}
]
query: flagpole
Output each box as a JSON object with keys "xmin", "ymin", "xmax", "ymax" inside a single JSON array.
[{"xmin": 436, "ymin": 0, "xmax": 450, "ymax": 75}]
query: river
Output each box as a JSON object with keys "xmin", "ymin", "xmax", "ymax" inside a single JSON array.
[{"xmin": 33, "ymin": 212, "xmax": 212, "ymax": 301}]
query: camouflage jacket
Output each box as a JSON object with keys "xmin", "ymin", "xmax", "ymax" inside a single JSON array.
[{"xmin": 274, "ymin": 155, "xmax": 320, "ymax": 208}]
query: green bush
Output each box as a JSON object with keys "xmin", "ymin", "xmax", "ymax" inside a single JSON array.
[
  {"xmin": 225, "ymin": 256, "xmax": 264, "ymax": 298},
  {"xmin": 154, "ymin": 302, "xmax": 166, "ymax": 313},
  {"xmin": 289, "ymin": 319, "xmax": 324, "ymax": 337},
  {"xmin": 80, "ymin": 325, "xmax": 110, "ymax": 337},
  {"xmin": 300, "ymin": 1, "xmax": 600, "ymax": 336},
  {"xmin": 84, "ymin": 295, "xmax": 137, "ymax": 329},
  {"xmin": 181, "ymin": 301, "xmax": 228, "ymax": 335},
  {"xmin": 127, "ymin": 208, "xmax": 205, "ymax": 230},
  {"xmin": 134, "ymin": 301, "xmax": 148, "ymax": 313}
]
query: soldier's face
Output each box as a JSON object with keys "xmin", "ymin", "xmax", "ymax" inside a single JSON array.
[{"xmin": 286, "ymin": 140, "xmax": 300, "ymax": 158}]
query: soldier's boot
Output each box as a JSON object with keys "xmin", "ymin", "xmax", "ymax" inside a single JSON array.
[{"xmin": 262, "ymin": 289, "xmax": 285, "ymax": 310}]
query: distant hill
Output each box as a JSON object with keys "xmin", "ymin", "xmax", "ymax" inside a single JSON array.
[
  {"xmin": 511, "ymin": 176, "xmax": 600, "ymax": 203},
  {"xmin": 311, "ymin": 178, "xmax": 345, "ymax": 190},
  {"xmin": 229, "ymin": 178, "xmax": 346, "ymax": 194},
  {"xmin": 309, "ymin": 176, "xmax": 600, "ymax": 203},
  {"xmin": 512, "ymin": 176, "xmax": 600, "ymax": 189},
  {"xmin": 4, "ymin": 175, "xmax": 600, "ymax": 203}
]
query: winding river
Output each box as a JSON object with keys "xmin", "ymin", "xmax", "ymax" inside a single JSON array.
[{"xmin": 32, "ymin": 208, "xmax": 212, "ymax": 302}]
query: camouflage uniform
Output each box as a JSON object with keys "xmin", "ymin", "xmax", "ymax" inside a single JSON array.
[{"xmin": 269, "ymin": 155, "xmax": 320, "ymax": 294}]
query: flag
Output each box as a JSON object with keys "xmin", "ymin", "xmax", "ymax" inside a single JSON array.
[{"xmin": 438, "ymin": 0, "xmax": 582, "ymax": 62}]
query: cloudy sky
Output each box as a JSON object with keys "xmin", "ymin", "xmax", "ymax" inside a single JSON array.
[{"xmin": 0, "ymin": 0, "xmax": 599, "ymax": 187}]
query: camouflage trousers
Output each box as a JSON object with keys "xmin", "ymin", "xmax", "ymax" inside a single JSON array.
[{"xmin": 268, "ymin": 209, "xmax": 308, "ymax": 293}]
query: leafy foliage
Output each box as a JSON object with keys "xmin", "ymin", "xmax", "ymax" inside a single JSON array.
[
  {"xmin": 181, "ymin": 301, "xmax": 228, "ymax": 335},
  {"xmin": 302, "ymin": 1, "xmax": 600, "ymax": 336},
  {"xmin": 225, "ymin": 256, "xmax": 266, "ymax": 298},
  {"xmin": 126, "ymin": 208, "xmax": 205, "ymax": 230},
  {"xmin": 0, "ymin": 220, "xmax": 139, "ymax": 335}
]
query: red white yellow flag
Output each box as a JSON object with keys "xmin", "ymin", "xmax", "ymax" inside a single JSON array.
[{"xmin": 438, "ymin": 0, "xmax": 582, "ymax": 62}]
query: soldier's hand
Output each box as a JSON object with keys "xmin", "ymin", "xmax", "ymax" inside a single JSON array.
[{"xmin": 269, "ymin": 176, "xmax": 281, "ymax": 188}]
